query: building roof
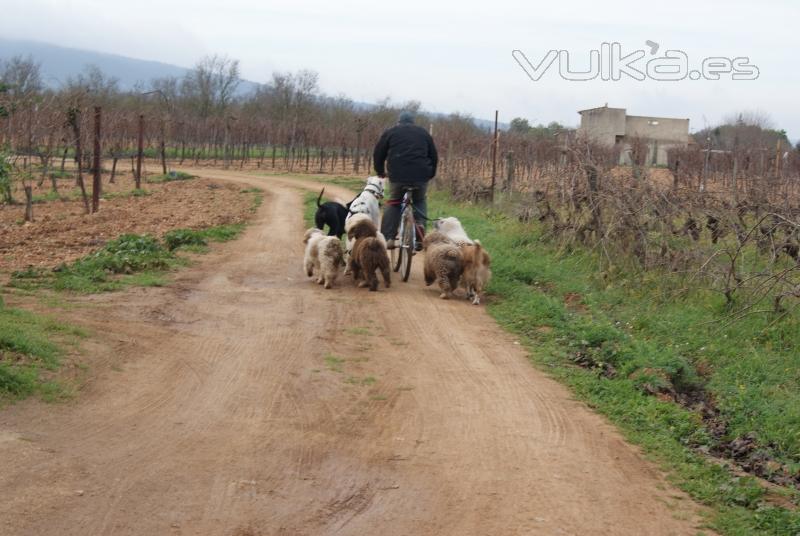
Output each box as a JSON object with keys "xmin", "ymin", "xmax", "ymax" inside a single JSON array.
[
  {"xmin": 626, "ymin": 114, "xmax": 690, "ymax": 122},
  {"xmin": 578, "ymin": 105, "xmax": 688, "ymax": 122},
  {"xmin": 577, "ymin": 105, "xmax": 626, "ymax": 114}
]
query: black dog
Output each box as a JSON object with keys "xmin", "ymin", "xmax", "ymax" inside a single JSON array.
[{"xmin": 314, "ymin": 188, "xmax": 349, "ymax": 238}]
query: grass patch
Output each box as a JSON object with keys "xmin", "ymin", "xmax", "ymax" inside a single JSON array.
[
  {"xmin": 324, "ymin": 354, "xmax": 345, "ymax": 373},
  {"xmin": 145, "ymin": 171, "xmax": 194, "ymax": 184},
  {"xmin": 10, "ymin": 223, "xmax": 247, "ymax": 294},
  {"xmin": 163, "ymin": 229, "xmax": 208, "ymax": 251},
  {"xmin": 30, "ymin": 188, "xmax": 83, "ymax": 203},
  {"xmin": 345, "ymin": 327, "xmax": 372, "ymax": 336},
  {"xmin": 344, "ymin": 375, "xmax": 377, "ymax": 386},
  {"xmin": 427, "ymin": 190, "xmax": 800, "ymax": 534},
  {"xmin": 0, "ymin": 303, "xmax": 85, "ymax": 402},
  {"xmin": 10, "ymin": 234, "xmax": 179, "ymax": 293},
  {"xmin": 31, "ymin": 190, "xmax": 62, "ymax": 203},
  {"xmin": 101, "ymin": 188, "xmax": 150, "ymax": 200},
  {"xmin": 163, "ymin": 224, "xmax": 245, "ymax": 251}
]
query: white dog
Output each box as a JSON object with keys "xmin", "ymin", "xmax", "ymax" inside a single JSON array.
[
  {"xmin": 345, "ymin": 176, "xmax": 385, "ymax": 228},
  {"xmin": 433, "ymin": 217, "xmax": 474, "ymax": 246},
  {"xmin": 343, "ymin": 177, "xmax": 385, "ymax": 272},
  {"xmin": 303, "ymin": 228, "xmax": 345, "ymax": 289}
]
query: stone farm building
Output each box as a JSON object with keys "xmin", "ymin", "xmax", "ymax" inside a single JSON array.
[{"xmin": 577, "ymin": 105, "xmax": 690, "ymax": 166}]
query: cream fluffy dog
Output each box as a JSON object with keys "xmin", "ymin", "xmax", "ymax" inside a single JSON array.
[
  {"xmin": 459, "ymin": 241, "xmax": 491, "ymax": 305},
  {"xmin": 433, "ymin": 216, "xmax": 474, "ymax": 245},
  {"xmin": 423, "ymin": 231, "xmax": 463, "ymax": 299},
  {"xmin": 433, "ymin": 217, "xmax": 491, "ymax": 304},
  {"xmin": 303, "ymin": 227, "xmax": 345, "ymax": 289}
]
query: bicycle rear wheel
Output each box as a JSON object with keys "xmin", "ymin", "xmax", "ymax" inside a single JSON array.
[
  {"xmin": 391, "ymin": 219, "xmax": 403, "ymax": 272},
  {"xmin": 399, "ymin": 210, "xmax": 414, "ymax": 282}
]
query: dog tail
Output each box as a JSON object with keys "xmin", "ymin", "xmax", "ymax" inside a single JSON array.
[{"xmin": 316, "ymin": 188, "xmax": 325, "ymax": 207}]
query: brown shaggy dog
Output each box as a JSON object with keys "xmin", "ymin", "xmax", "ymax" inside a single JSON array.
[
  {"xmin": 347, "ymin": 218, "xmax": 391, "ymax": 291},
  {"xmin": 459, "ymin": 240, "xmax": 491, "ymax": 304},
  {"xmin": 423, "ymin": 231, "xmax": 463, "ymax": 299}
]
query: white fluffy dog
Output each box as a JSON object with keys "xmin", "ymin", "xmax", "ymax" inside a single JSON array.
[
  {"xmin": 303, "ymin": 228, "xmax": 345, "ymax": 289},
  {"xmin": 433, "ymin": 216, "xmax": 474, "ymax": 246},
  {"xmin": 345, "ymin": 176, "xmax": 385, "ymax": 228}
]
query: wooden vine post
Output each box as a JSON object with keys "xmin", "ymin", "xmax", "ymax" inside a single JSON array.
[
  {"xmin": 136, "ymin": 114, "xmax": 144, "ymax": 189},
  {"xmin": 92, "ymin": 106, "xmax": 102, "ymax": 213}
]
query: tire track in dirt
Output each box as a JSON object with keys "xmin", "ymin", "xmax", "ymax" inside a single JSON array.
[{"xmin": 0, "ymin": 169, "xmax": 714, "ymax": 535}]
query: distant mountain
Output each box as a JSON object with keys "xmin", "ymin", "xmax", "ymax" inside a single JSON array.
[
  {"xmin": 0, "ymin": 38, "xmax": 260, "ymax": 94},
  {"xmin": 0, "ymin": 38, "xmax": 503, "ymax": 129}
]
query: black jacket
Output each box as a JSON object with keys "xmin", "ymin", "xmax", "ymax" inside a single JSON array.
[{"xmin": 373, "ymin": 123, "xmax": 438, "ymax": 183}]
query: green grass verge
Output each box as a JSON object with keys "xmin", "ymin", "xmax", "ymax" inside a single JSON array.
[
  {"xmin": 303, "ymin": 191, "xmax": 319, "ymax": 227},
  {"xmin": 427, "ymin": 191, "xmax": 799, "ymax": 535},
  {"xmin": 318, "ymin": 175, "xmax": 364, "ymax": 193},
  {"xmin": 0, "ymin": 300, "xmax": 86, "ymax": 402},
  {"xmin": 240, "ymin": 187, "xmax": 264, "ymax": 212},
  {"xmin": 256, "ymin": 171, "xmax": 364, "ymax": 195}
]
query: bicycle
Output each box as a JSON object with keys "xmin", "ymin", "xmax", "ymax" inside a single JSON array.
[{"xmin": 388, "ymin": 188, "xmax": 425, "ymax": 283}]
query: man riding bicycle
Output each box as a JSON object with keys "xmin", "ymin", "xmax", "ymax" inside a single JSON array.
[{"xmin": 373, "ymin": 111, "xmax": 438, "ymax": 250}]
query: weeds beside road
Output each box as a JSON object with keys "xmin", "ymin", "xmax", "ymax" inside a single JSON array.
[
  {"xmin": 428, "ymin": 191, "xmax": 799, "ymax": 535},
  {"xmin": 303, "ymin": 172, "xmax": 799, "ymax": 534}
]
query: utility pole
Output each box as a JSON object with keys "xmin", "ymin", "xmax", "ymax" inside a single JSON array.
[
  {"xmin": 701, "ymin": 135, "xmax": 711, "ymax": 193},
  {"xmin": 490, "ymin": 110, "xmax": 499, "ymax": 203},
  {"xmin": 160, "ymin": 115, "xmax": 167, "ymax": 175},
  {"xmin": 732, "ymin": 133, "xmax": 739, "ymax": 204}
]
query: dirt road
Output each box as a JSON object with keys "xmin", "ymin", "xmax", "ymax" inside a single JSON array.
[{"xmin": 0, "ymin": 170, "xmax": 711, "ymax": 535}]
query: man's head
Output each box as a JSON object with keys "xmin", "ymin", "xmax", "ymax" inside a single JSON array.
[{"xmin": 398, "ymin": 111, "xmax": 415, "ymax": 125}]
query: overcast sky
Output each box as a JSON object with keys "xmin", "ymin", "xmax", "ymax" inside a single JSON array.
[{"xmin": 4, "ymin": 0, "xmax": 799, "ymax": 140}]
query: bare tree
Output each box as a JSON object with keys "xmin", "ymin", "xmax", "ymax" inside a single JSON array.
[
  {"xmin": 64, "ymin": 65, "xmax": 120, "ymax": 104},
  {"xmin": 182, "ymin": 55, "xmax": 241, "ymax": 118},
  {"xmin": 0, "ymin": 55, "xmax": 43, "ymax": 100}
]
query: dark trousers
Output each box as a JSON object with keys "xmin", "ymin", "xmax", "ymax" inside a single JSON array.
[{"xmin": 380, "ymin": 181, "xmax": 428, "ymax": 240}]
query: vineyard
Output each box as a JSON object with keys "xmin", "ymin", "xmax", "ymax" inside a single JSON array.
[{"xmin": 2, "ymin": 57, "xmax": 798, "ymax": 319}]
